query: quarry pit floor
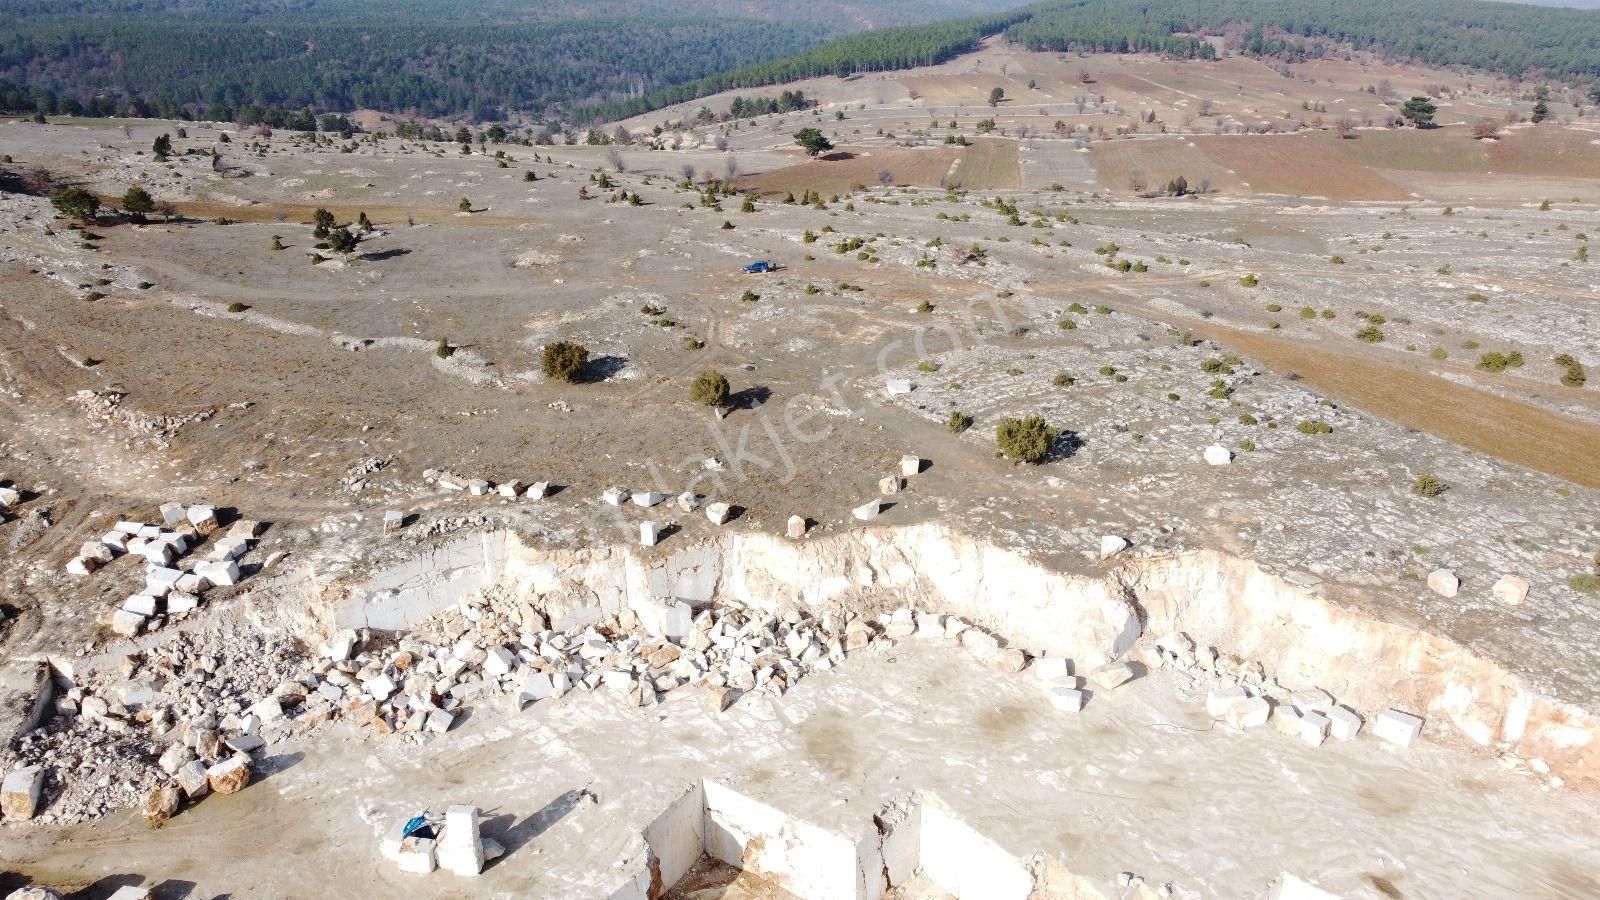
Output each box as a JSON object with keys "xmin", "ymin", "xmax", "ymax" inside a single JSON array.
[{"xmin": 4, "ymin": 641, "xmax": 1597, "ymax": 900}]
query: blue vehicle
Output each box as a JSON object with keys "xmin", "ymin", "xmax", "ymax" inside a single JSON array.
[{"xmin": 742, "ymin": 260, "xmax": 772, "ymax": 274}]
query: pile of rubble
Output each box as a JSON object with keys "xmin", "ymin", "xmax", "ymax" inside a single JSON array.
[
  {"xmin": 64, "ymin": 504, "xmax": 264, "ymax": 637},
  {"xmin": 1140, "ymin": 631, "xmax": 1428, "ymax": 751},
  {"xmin": 4, "ymin": 625, "xmax": 303, "ymax": 825}
]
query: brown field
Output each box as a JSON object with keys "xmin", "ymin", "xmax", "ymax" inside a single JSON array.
[
  {"xmin": 1324, "ymin": 125, "xmax": 1600, "ymax": 178},
  {"xmin": 1087, "ymin": 138, "xmax": 1246, "ymax": 194},
  {"xmin": 1193, "ymin": 134, "xmax": 1411, "ymax": 200},
  {"xmin": 1199, "ymin": 324, "xmax": 1600, "ymax": 490},
  {"xmin": 953, "ymin": 138, "xmax": 1020, "ymax": 189},
  {"xmin": 737, "ymin": 147, "xmax": 961, "ymax": 196}
]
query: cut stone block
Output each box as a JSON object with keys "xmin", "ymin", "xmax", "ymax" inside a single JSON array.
[
  {"xmin": 148, "ymin": 565, "xmax": 184, "ymax": 589},
  {"xmin": 106, "ymin": 887, "xmax": 153, "ymax": 900},
  {"xmin": 176, "ymin": 573, "xmax": 210, "ymax": 594},
  {"xmin": 1047, "ymin": 685, "xmax": 1087, "ymax": 712},
  {"xmin": 159, "ymin": 502, "xmax": 187, "ymax": 526},
  {"xmin": 66, "ymin": 556, "xmax": 97, "ymax": 576},
  {"xmin": 885, "ymin": 378, "xmax": 913, "ymax": 396},
  {"xmin": 484, "ymin": 647, "xmax": 515, "ymax": 678},
  {"xmin": 325, "ymin": 629, "xmax": 359, "ymax": 661},
  {"xmin": 196, "ymin": 559, "xmax": 241, "ymax": 587},
  {"xmin": 166, "ymin": 593, "xmax": 199, "ymax": 615},
  {"xmin": 1326, "ymin": 706, "xmax": 1363, "ymax": 741},
  {"xmin": 786, "ymin": 515, "xmax": 806, "ymax": 539},
  {"xmin": 1031, "ymin": 656, "xmax": 1070, "ymax": 681},
  {"xmin": 365, "ymin": 674, "xmax": 398, "ymax": 700},
  {"xmin": 601, "ymin": 487, "xmax": 627, "ymax": 506},
  {"xmin": 1087, "ymin": 661, "xmax": 1136, "ymax": 690},
  {"xmin": 631, "ymin": 491, "xmax": 666, "ymax": 508},
  {"xmin": 525, "ymin": 481, "xmax": 549, "ymax": 500},
  {"xmin": 186, "ymin": 505, "xmax": 218, "ymax": 533},
  {"xmin": 1492, "ymin": 574, "xmax": 1530, "ymax": 606},
  {"xmin": 123, "ymin": 594, "xmax": 159, "ymax": 616},
  {"xmin": 1223, "ymin": 696, "xmax": 1271, "ymax": 729},
  {"xmin": 438, "ymin": 804, "xmax": 486, "ymax": 876},
  {"xmin": 1100, "ymin": 535, "xmax": 1129, "ymax": 559},
  {"xmin": 1, "ymin": 765, "xmax": 44, "ymax": 820},
  {"xmin": 80, "ymin": 541, "xmax": 116, "ymax": 564},
  {"xmin": 1299, "ymin": 710, "xmax": 1331, "ymax": 746},
  {"xmin": 425, "ymin": 708, "xmax": 455, "ymax": 733},
  {"xmin": 139, "ymin": 543, "xmax": 175, "ymax": 566},
  {"xmin": 497, "ymin": 481, "xmax": 523, "ymax": 499},
  {"xmin": 1427, "ymin": 568, "xmax": 1460, "ymax": 598},
  {"xmin": 1203, "ymin": 444, "xmax": 1232, "ymax": 465},
  {"xmin": 1207, "ymin": 686, "xmax": 1250, "ymax": 718},
  {"xmin": 465, "ymin": 479, "xmax": 491, "ymax": 496},
  {"xmin": 676, "ymin": 491, "xmax": 698, "ymax": 512},
  {"xmin": 384, "ymin": 510, "xmax": 404, "ymax": 533},
  {"xmin": 111, "ymin": 608, "xmax": 147, "ymax": 637},
  {"xmin": 899, "ymin": 455, "xmax": 921, "ymax": 477},
  {"xmin": 852, "ymin": 499, "xmax": 881, "ymax": 521},
  {"xmin": 1372, "ymin": 709, "xmax": 1424, "ymax": 747},
  {"xmin": 640, "ymin": 521, "xmax": 660, "ymax": 547},
  {"xmin": 705, "ymin": 502, "xmax": 731, "ymax": 525},
  {"xmin": 101, "ymin": 530, "xmax": 129, "ymax": 552},
  {"xmin": 879, "ymin": 475, "xmax": 902, "ymax": 495}
]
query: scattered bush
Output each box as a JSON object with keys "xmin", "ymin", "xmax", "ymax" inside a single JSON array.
[
  {"xmin": 1355, "ymin": 325, "xmax": 1385, "ymax": 343},
  {"xmin": 1052, "ymin": 372, "xmax": 1075, "ymax": 387},
  {"xmin": 541, "ymin": 340, "xmax": 589, "ymax": 382},
  {"xmin": 226, "ymin": 302, "xmax": 249, "ymax": 313},
  {"xmin": 690, "ymin": 369, "xmax": 731, "ymax": 406},
  {"xmin": 947, "ymin": 410, "xmax": 973, "ymax": 433},
  {"xmin": 995, "ymin": 416, "xmax": 1057, "ymax": 464},
  {"xmin": 1570, "ymin": 573, "xmax": 1600, "ymax": 594},
  {"xmin": 916, "ymin": 360, "xmax": 939, "ymax": 373},
  {"xmin": 1297, "ymin": 420, "xmax": 1333, "ymax": 435},
  {"xmin": 1238, "ymin": 273, "xmax": 1259, "ymax": 287},
  {"xmin": 1555, "ymin": 353, "xmax": 1587, "ymax": 387},
  {"xmin": 740, "ymin": 290, "xmax": 760, "ymax": 303},
  {"xmin": 1411, "ymin": 473, "xmax": 1448, "ymax": 498}
]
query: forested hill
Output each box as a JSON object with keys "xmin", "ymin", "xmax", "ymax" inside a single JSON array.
[
  {"xmin": 0, "ymin": 0, "xmax": 1026, "ymax": 122},
  {"xmin": 590, "ymin": 0, "xmax": 1600, "ymax": 121},
  {"xmin": 3, "ymin": 0, "xmax": 1599, "ymax": 125}
]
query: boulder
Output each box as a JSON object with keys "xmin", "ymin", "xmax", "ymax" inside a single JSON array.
[
  {"xmin": 206, "ymin": 755, "xmax": 251, "ymax": 794},
  {"xmin": 1099, "ymin": 535, "xmax": 1129, "ymax": 559},
  {"xmin": 899, "ymin": 455, "xmax": 921, "ymax": 478},
  {"xmin": 1087, "ymin": 661, "xmax": 1136, "ymax": 690},
  {"xmin": 1203, "ymin": 444, "xmax": 1232, "ymax": 466},
  {"xmin": 1492, "ymin": 575, "xmax": 1530, "ymax": 606},
  {"xmin": 786, "ymin": 515, "xmax": 807, "ymax": 539},
  {"xmin": 176, "ymin": 760, "xmax": 211, "ymax": 799},
  {"xmin": 852, "ymin": 499, "xmax": 881, "ymax": 521},
  {"xmin": 705, "ymin": 502, "xmax": 731, "ymax": 525},
  {"xmin": 5, "ymin": 888, "xmax": 64, "ymax": 900},
  {"xmin": 142, "ymin": 783, "xmax": 182, "ymax": 826},
  {"xmin": 1426, "ymin": 568, "xmax": 1460, "ymax": 598}
]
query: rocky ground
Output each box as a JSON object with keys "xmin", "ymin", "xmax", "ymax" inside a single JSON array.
[{"xmin": 1, "ymin": 63, "xmax": 1599, "ymax": 895}]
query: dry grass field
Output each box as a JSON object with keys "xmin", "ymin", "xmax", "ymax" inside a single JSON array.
[
  {"xmin": 737, "ymin": 146, "xmax": 961, "ymax": 195},
  {"xmin": 952, "ymin": 138, "xmax": 1021, "ymax": 189},
  {"xmin": 1327, "ymin": 126, "xmax": 1600, "ymax": 178},
  {"xmin": 1087, "ymin": 138, "xmax": 1246, "ymax": 194},
  {"xmin": 1193, "ymin": 134, "xmax": 1412, "ymax": 200}
]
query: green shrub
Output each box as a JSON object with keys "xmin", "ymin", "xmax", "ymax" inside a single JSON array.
[
  {"xmin": 690, "ymin": 369, "xmax": 730, "ymax": 406},
  {"xmin": 1052, "ymin": 372, "xmax": 1075, "ymax": 387},
  {"xmin": 947, "ymin": 410, "xmax": 973, "ymax": 433},
  {"xmin": 1430, "ymin": 347, "xmax": 1447, "ymax": 360},
  {"xmin": 226, "ymin": 302, "xmax": 249, "ymax": 313},
  {"xmin": 1266, "ymin": 303, "xmax": 1282, "ymax": 313},
  {"xmin": 1300, "ymin": 307, "xmax": 1317, "ymax": 319},
  {"xmin": 1355, "ymin": 325, "xmax": 1385, "ymax": 343},
  {"xmin": 995, "ymin": 416, "xmax": 1057, "ymax": 464},
  {"xmin": 740, "ymin": 290, "xmax": 760, "ymax": 303},
  {"xmin": 1570, "ymin": 573, "xmax": 1600, "ymax": 593},
  {"xmin": 1297, "ymin": 420, "xmax": 1333, "ymax": 435},
  {"xmin": 1466, "ymin": 292, "xmax": 1488, "ymax": 303},
  {"xmin": 1411, "ymin": 473, "xmax": 1448, "ymax": 498},
  {"xmin": 541, "ymin": 341, "xmax": 589, "ymax": 382},
  {"xmin": 1238, "ymin": 413, "xmax": 1257, "ymax": 425},
  {"xmin": 1098, "ymin": 366, "xmax": 1115, "ymax": 376},
  {"xmin": 1239, "ymin": 273, "xmax": 1259, "ymax": 287},
  {"xmin": 916, "ymin": 360, "xmax": 939, "ymax": 373}
]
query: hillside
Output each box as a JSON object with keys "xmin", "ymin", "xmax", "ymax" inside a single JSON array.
[{"xmin": 0, "ymin": 0, "xmax": 1025, "ymax": 122}]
